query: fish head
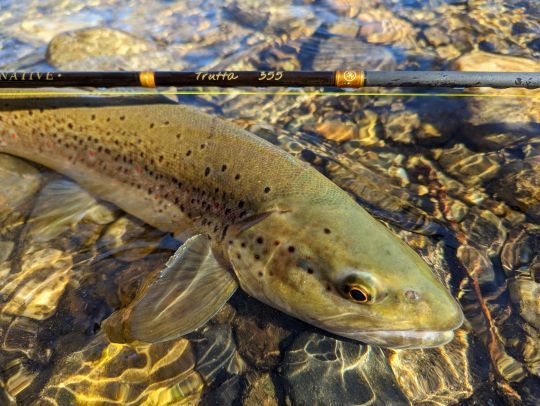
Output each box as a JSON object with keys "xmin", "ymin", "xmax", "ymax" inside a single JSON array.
[{"xmin": 227, "ymin": 198, "xmax": 463, "ymax": 349}]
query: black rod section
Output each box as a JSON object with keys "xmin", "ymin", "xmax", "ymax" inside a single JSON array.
[{"xmin": 0, "ymin": 70, "xmax": 538, "ymax": 89}]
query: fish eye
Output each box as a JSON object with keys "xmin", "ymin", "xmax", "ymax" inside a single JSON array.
[{"xmin": 343, "ymin": 284, "xmax": 371, "ymax": 303}]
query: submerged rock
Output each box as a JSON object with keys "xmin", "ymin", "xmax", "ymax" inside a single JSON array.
[
  {"xmin": 281, "ymin": 332, "xmax": 408, "ymax": 405},
  {"xmin": 39, "ymin": 335, "xmax": 203, "ymax": 405},
  {"xmin": 46, "ymin": 27, "xmax": 160, "ymax": 70},
  {"xmin": 99, "ymin": 216, "xmax": 164, "ymax": 262},
  {"xmin": 488, "ymin": 158, "xmax": 540, "ymax": 222},
  {"xmin": 0, "ymin": 248, "xmax": 72, "ymax": 320},
  {"xmin": 388, "ymin": 330, "xmax": 476, "ymax": 404}
]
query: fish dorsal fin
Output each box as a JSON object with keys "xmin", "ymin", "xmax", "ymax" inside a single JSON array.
[{"xmin": 103, "ymin": 234, "xmax": 237, "ymax": 343}]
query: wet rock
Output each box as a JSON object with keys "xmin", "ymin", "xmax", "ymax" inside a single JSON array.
[
  {"xmin": 233, "ymin": 310, "xmax": 291, "ymax": 370},
  {"xmin": 383, "ymin": 110, "xmax": 420, "ymax": 144},
  {"xmin": 100, "ymin": 216, "xmax": 164, "ymax": 262},
  {"xmin": 1, "ymin": 358, "xmax": 39, "ymax": 401},
  {"xmin": 433, "ymin": 143, "xmax": 502, "ymax": 186},
  {"xmin": 389, "ymin": 330, "xmax": 475, "ymax": 404},
  {"xmin": 0, "ymin": 248, "xmax": 72, "ymax": 320},
  {"xmin": 356, "ymin": 9, "xmax": 417, "ymax": 49},
  {"xmin": 435, "ymin": 44, "xmax": 461, "ymax": 60},
  {"xmin": 488, "ymin": 159, "xmax": 540, "ymax": 222},
  {"xmin": 46, "ymin": 27, "xmax": 159, "ymax": 70},
  {"xmin": 500, "ymin": 225, "xmax": 539, "ymax": 278},
  {"xmin": 40, "ymin": 334, "xmax": 203, "ymax": 405},
  {"xmin": 452, "ymin": 51, "xmax": 540, "ymax": 149},
  {"xmin": 0, "ymin": 315, "xmax": 51, "ymax": 363},
  {"xmin": 0, "ymin": 154, "xmax": 41, "ymax": 221},
  {"xmin": 281, "ymin": 332, "xmax": 407, "ymax": 405},
  {"xmin": 242, "ymin": 372, "xmax": 277, "ymax": 406},
  {"xmin": 460, "ymin": 209, "xmax": 507, "ymax": 257},
  {"xmin": 522, "ymin": 330, "xmax": 540, "ymax": 378},
  {"xmin": 314, "ymin": 119, "xmax": 357, "ymax": 143},
  {"xmin": 324, "ymin": 19, "xmax": 360, "ymax": 37},
  {"xmin": 190, "ymin": 324, "xmax": 245, "ymax": 386},
  {"xmin": 311, "ymin": 37, "xmax": 397, "ymax": 71},
  {"xmin": 424, "ymin": 26, "xmax": 450, "ymax": 46},
  {"xmin": 508, "ymin": 279, "xmax": 540, "ymax": 329}
]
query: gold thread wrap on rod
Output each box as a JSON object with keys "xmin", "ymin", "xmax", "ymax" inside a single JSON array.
[
  {"xmin": 139, "ymin": 71, "xmax": 156, "ymax": 88},
  {"xmin": 335, "ymin": 70, "xmax": 365, "ymax": 88}
]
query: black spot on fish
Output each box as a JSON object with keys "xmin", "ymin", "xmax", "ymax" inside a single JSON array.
[
  {"xmin": 91, "ymin": 114, "xmax": 96, "ymax": 120},
  {"xmin": 324, "ymin": 228, "xmax": 331, "ymax": 234},
  {"xmin": 221, "ymin": 165, "xmax": 227, "ymax": 171},
  {"xmin": 258, "ymin": 271, "xmax": 263, "ymax": 277},
  {"xmin": 307, "ymin": 268, "xmax": 314, "ymax": 274},
  {"xmin": 274, "ymin": 241, "xmax": 280, "ymax": 246},
  {"xmin": 200, "ymin": 144, "xmax": 205, "ymax": 149},
  {"xmin": 238, "ymin": 201, "xmax": 245, "ymax": 209},
  {"xmin": 241, "ymin": 242, "xmax": 246, "ymax": 248},
  {"xmin": 254, "ymin": 254, "xmax": 260, "ymax": 260},
  {"xmin": 120, "ymin": 115, "xmax": 125, "ymax": 120},
  {"xmin": 235, "ymin": 174, "xmax": 241, "ymax": 180},
  {"xmin": 288, "ymin": 246, "xmax": 295, "ymax": 253},
  {"xmin": 256, "ymin": 237, "xmax": 263, "ymax": 244},
  {"xmin": 264, "ymin": 187, "xmax": 271, "ymax": 193},
  {"xmin": 150, "ymin": 123, "xmax": 155, "ymax": 129},
  {"xmin": 186, "ymin": 150, "xmax": 192, "ymax": 156},
  {"xmin": 159, "ymin": 155, "xmax": 164, "ymax": 163},
  {"xmin": 205, "ymin": 167, "xmax": 211, "ymax": 176}
]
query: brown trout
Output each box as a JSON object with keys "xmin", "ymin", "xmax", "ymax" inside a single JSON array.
[{"xmin": 0, "ymin": 94, "xmax": 463, "ymax": 349}]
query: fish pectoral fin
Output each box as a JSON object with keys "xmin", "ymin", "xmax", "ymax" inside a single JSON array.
[{"xmin": 103, "ymin": 234, "xmax": 237, "ymax": 344}]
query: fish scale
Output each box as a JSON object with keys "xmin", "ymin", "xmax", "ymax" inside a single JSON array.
[
  {"xmin": 0, "ymin": 96, "xmax": 312, "ymax": 241},
  {"xmin": 0, "ymin": 94, "xmax": 464, "ymax": 349}
]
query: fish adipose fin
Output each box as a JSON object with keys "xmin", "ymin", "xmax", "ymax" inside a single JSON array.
[{"xmin": 103, "ymin": 234, "xmax": 237, "ymax": 344}]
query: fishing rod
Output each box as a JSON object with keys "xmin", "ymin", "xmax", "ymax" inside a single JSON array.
[{"xmin": 0, "ymin": 70, "xmax": 539, "ymax": 89}]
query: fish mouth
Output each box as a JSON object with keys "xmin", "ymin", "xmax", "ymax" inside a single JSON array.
[{"xmin": 339, "ymin": 329, "xmax": 457, "ymax": 349}]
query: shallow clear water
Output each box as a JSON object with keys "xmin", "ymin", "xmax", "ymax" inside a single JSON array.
[{"xmin": 0, "ymin": 0, "xmax": 539, "ymax": 405}]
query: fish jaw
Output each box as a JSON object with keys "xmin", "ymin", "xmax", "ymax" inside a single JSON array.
[{"xmin": 339, "ymin": 329, "xmax": 457, "ymax": 349}]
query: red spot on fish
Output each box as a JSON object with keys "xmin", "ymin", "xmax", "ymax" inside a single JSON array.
[
  {"xmin": 135, "ymin": 166, "xmax": 142, "ymax": 174},
  {"xmin": 11, "ymin": 133, "xmax": 17, "ymax": 139},
  {"xmin": 154, "ymin": 194, "xmax": 161, "ymax": 200},
  {"xmin": 88, "ymin": 150, "xmax": 96, "ymax": 158}
]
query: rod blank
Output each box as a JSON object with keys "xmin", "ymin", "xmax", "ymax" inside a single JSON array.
[{"xmin": 0, "ymin": 70, "xmax": 538, "ymax": 89}]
